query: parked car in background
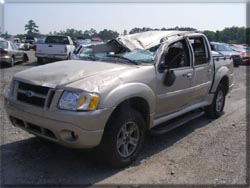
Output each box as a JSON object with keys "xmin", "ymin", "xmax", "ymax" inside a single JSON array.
[
  {"xmin": 4, "ymin": 31, "xmax": 234, "ymax": 167},
  {"xmin": 0, "ymin": 40, "xmax": 29, "ymax": 67},
  {"xmin": 13, "ymin": 38, "xmax": 21, "ymax": 43},
  {"xmin": 33, "ymin": 37, "xmax": 45, "ymax": 51},
  {"xmin": 25, "ymin": 36, "xmax": 37, "ymax": 50},
  {"xmin": 71, "ymin": 41, "xmax": 104, "ymax": 60},
  {"xmin": 16, "ymin": 42, "xmax": 30, "ymax": 51},
  {"xmin": 75, "ymin": 39, "xmax": 92, "ymax": 47},
  {"xmin": 231, "ymin": 44, "xmax": 250, "ymax": 65},
  {"xmin": 210, "ymin": 42, "xmax": 242, "ymax": 67},
  {"xmin": 35, "ymin": 35, "xmax": 75, "ymax": 64}
]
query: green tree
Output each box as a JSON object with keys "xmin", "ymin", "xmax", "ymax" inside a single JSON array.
[
  {"xmin": 98, "ymin": 29, "xmax": 119, "ymax": 41},
  {"xmin": 25, "ymin": 20, "xmax": 39, "ymax": 36},
  {"xmin": 203, "ymin": 30, "xmax": 216, "ymax": 41},
  {"xmin": 0, "ymin": 31, "xmax": 9, "ymax": 38}
]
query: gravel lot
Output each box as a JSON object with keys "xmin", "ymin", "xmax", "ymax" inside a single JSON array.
[{"xmin": 0, "ymin": 51, "xmax": 248, "ymax": 186}]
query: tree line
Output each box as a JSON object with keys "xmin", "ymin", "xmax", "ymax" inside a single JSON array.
[{"xmin": 1, "ymin": 20, "xmax": 250, "ymax": 44}]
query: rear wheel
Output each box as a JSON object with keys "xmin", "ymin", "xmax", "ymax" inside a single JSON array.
[
  {"xmin": 205, "ymin": 83, "xmax": 225, "ymax": 118},
  {"xmin": 67, "ymin": 53, "xmax": 71, "ymax": 60},
  {"xmin": 100, "ymin": 109, "xmax": 145, "ymax": 168},
  {"xmin": 23, "ymin": 53, "xmax": 29, "ymax": 63},
  {"xmin": 10, "ymin": 56, "xmax": 15, "ymax": 67},
  {"xmin": 233, "ymin": 61, "xmax": 239, "ymax": 67},
  {"xmin": 37, "ymin": 57, "xmax": 44, "ymax": 65}
]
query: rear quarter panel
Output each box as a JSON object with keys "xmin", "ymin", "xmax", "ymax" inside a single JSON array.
[{"xmin": 210, "ymin": 58, "xmax": 234, "ymax": 93}]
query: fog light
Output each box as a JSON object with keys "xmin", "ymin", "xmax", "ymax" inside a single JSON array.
[
  {"xmin": 71, "ymin": 132, "xmax": 78, "ymax": 140},
  {"xmin": 60, "ymin": 130, "xmax": 78, "ymax": 142}
]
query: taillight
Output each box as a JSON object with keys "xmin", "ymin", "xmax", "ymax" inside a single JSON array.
[
  {"xmin": 64, "ymin": 46, "xmax": 67, "ymax": 53},
  {"xmin": 240, "ymin": 52, "xmax": 246, "ymax": 57},
  {"xmin": 0, "ymin": 48, "xmax": 8, "ymax": 55}
]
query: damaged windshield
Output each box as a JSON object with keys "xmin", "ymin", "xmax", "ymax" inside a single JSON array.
[{"xmin": 78, "ymin": 48, "xmax": 156, "ymax": 65}]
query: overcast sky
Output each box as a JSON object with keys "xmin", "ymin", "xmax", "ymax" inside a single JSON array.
[{"xmin": 4, "ymin": 3, "xmax": 246, "ymax": 35}]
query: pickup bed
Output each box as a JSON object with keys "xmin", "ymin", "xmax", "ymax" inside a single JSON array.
[
  {"xmin": 35, "ymin": 35, "xmax": 75, "ymax": 64},
  {"xmin": 4, "ymin": 31, "xmax": 234, "ymax": 167}
]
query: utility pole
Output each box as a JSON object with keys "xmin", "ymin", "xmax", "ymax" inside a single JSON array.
[{"xmin": 0, "ymin": 0, "xmax": 4, "ymax": 36}]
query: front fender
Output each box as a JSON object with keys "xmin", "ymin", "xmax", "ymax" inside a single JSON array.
[
  {"xmin": 100, "ymin": 82, "xmax": 156, "ymax": 114},
  {"xmin": 210, "ymin": 66, "xmax": 230, "ymax": 93}
]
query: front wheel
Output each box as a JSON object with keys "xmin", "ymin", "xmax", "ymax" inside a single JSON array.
[
  {"xmin": 23, "ymin": 54, "xmax": 29, "ymax": 63},
  {"xmin": 100, "ymin": 109, "xmax": 145, "ymax": 168},
  {"xmin": 10, "ymin": 56, "xmax": 15, "ymax": 67},
  {"xmin": 205, "ymin": 83, "xmax": 225, "ymax": 118},
  {"xmin": 37, "ymin": 57, "xmax": 44, "ymax": 65}
]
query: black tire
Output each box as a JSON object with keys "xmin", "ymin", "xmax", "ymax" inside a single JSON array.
[
  {"xmin": 205, "ymin": 83, "xmax": 226, "ymax": 118},
  {"xmin": 100, "ymin": 109, "xmax": 145, "ymax": 168},
  {"xmin": 23, "ymin": 54, "xmax": 29, "ymax": 63},
  {"xmin": 37, "ymin": 57, "xmax": 44, "ymax": 65},
  {"xmin": 67, "ymin": 53, "xmax": 71, "ymax": 60},
  {"xmin": 9, "ymin": 56, "xmax": 15, "ymax": 67},
  {"xmin": 233, "ymin": 61, "xmax": 239, "ymax": 67}
]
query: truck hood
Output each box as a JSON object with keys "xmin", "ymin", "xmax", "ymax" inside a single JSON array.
[{"xmin": 14, "ymin": 60, "xmax": 134, "ymax": 87}]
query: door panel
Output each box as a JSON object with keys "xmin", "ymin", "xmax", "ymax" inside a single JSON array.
[
  {"xmin": 156, "ymin": 68, "xmax": 193, "ymax": 117},
  {"xmin": 188, "ymin": 37, "xmax": 213, "ymax": 103},
  {"xmin": 190, "ymin": 65, "xmax": 213, "ymax": 102}
]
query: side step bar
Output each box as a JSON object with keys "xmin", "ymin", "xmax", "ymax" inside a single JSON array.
[{"xmin": 150, "ymin": 110, "xmax": 205, "ymax": 135}]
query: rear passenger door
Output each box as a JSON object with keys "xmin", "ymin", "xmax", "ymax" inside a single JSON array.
[{"xmin": 188, "ymin": 36, "xmax": 213, "ymax": 103}]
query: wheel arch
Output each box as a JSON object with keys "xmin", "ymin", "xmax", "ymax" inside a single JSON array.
[
  {"xmin": 210, "ymin": 66, "xmax": 230, "ymax": 95},
  {"xmin": 105, "ymin": 97, "xmax": 151, "ymax": 132}
]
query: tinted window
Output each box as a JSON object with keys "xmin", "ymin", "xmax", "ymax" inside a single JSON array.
[
  {"xmin": 45, "ymin": 36, "xmax": 70, "ymax": 44},
  {"xmin": 164, "ymin": 40, "xmax": 190, "ymax": 69},
  {"xmin": 189, "ymin": 37, "xmax": 209, "ymax": 65},
  {"xmin": 0, "ymin": 41, "xmax": 8, "ymax": 49}
]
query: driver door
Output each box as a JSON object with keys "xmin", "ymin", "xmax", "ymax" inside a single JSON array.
[{"xmin": 155, "ymin": 39, "xmax": 194, "ymax": 117}]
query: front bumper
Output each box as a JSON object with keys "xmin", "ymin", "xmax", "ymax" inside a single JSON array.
[
  {"xmin": 4, "ymin": 97, "xmax": 114, "ymax": 149},
  {"xmin": 0, "ymin": 56, "xmax": 11, "ymax": 63}
]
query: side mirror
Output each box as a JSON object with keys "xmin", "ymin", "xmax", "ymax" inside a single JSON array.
[
  {"xmin": 158, "ymin": 60, "xmax": 169, "ymax": 73},
  {"xmin": 163, "ymin": 69, "xmax": 176, "ymax": 87}
]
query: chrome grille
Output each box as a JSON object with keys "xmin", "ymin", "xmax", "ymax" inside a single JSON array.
[{"xmin": 16, "ymin": 81, "xmax": 55, "ymax": 108}]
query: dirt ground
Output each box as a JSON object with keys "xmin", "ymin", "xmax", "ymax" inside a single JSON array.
[{"xmin": 0, "ymin": 51, "xmax": 248, "ymax": 186}]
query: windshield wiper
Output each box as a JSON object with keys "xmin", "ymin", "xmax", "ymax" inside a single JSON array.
[
  {"xmin": 79, "ymin": 55, "xmax": 99, "ymax": 61},
  {"xmin": 107, "ymin": 55, "xmax": 139, "ymax": 65}
]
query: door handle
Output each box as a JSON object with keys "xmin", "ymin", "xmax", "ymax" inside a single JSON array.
[{"xmin": 183, "ymin": 72, "xmax": 193, "ymax": 79}]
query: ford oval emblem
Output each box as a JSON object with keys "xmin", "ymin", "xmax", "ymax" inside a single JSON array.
[{"xmin": 25, "ymin": 91, "xmax": 34, "ymax": 97}]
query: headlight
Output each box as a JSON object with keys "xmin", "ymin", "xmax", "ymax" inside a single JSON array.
[
  {"xmin": 3, "ymin": 81, "xmax": 14, "ymax": 98},
  {"xmin": 58, "ymin": 91, "xmax": 99, "ymax": 111}
]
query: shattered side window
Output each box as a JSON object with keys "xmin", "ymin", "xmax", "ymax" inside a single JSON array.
[
  {"xmin": 121, "ymin": 50, "xmax": 155, "ymax": 64},
  {"xmin": 164, "ymin": 40, "xmax": 190, "ymax": 69}
]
